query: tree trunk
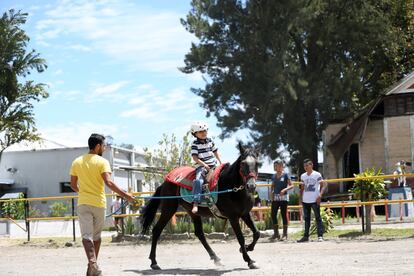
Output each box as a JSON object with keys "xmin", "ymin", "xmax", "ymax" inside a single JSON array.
[{"xmin": 301, "ymin": 105, "xmax": 319, "ymax": 169}]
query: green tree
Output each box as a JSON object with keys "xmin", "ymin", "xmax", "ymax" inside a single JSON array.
[
  {"xmin": 181, "ymin": 0, "xmax": 414, "ymax": 169},
  {"xmin": 349, "ymin": 168, "xmax": 387, "ymax": 234},
  {"xmin": 144, "ymin": 132, "xmax": 192, "ymax": 184},
  {"xmin": 118, "ymin": 143, "xmax": 135, "ymax": 150},
  {"xmin": 0, "ymin": 10, "xmax": 48, "ymax": 158}
]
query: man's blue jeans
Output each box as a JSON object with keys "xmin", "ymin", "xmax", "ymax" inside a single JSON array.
[
  {"xmin": 192, "ymin": 166, "xmax": 208, "ymax": 204},
  {"xmin": 303, "ymin": 202, "xmax": 324, "ymax": 237}
]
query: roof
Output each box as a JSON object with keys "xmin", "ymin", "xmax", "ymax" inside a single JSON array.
[
  {"xmin": 0, "ymin": 178, "xmax": 15, "ymax": 185},
  {"xmin": 3, "ymin": 138, "xmax": 74, "ymax": 152},
  {"xmin": 385, "ymin": 71, "xmax": 414, "ymax": 96},
  {"xmin": 3, "ymin": 137, "xmax": 146, "ymax": 156},
  {"xmin": 0, "ymin": 192, "xmax": 22, "ymax": 199},
  {"xmin": 326, "ymin": 71, "xmax": 414, "ymax": 161}
]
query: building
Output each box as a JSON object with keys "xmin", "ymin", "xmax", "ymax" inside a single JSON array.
[
  {"xmin": 0, "ymin": 138, "xmax": 156, "ymax": 216},
  {"xmin": 323, "ymin": 72, "xmax": 414, "ymax": 194}
]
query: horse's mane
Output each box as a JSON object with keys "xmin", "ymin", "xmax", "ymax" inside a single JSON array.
[{"xmin": 219, "ymin": 147, "xmax": 258, "ymax": 189}]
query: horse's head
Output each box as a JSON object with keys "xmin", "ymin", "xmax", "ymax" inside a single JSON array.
[{"xmin": 237, "ymin": 142, "xmax": 260, "ymax": 194}]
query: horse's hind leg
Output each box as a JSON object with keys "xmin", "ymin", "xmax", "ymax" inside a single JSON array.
[
  {"xmin": 241, "ymin": 213, "xmax": 260, "ymax": 252},
  {"xmin": 228, "ymin": 217, "xmax": 258, "ymax": 269},
  {"xmin": 192, "ymin": 215, "xmax": 222, "ymax": 266},
  {"xmin": 149, "ymin": 199, "xmax": 178, "ymax": 270}
]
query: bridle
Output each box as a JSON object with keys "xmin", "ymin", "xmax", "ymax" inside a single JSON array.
[{"xmin": 239, "ymin": 169, "xmax": 257, "ymax": 184}]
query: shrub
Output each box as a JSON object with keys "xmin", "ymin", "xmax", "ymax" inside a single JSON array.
[
  {"xmin": 125, "ymin": 217, "xmax": 135, "ymax": 235},
  {"xmin": 289, "ymin": 193, "xmax": 300, "ymax": 205},
  {"xmin": 49, "ymin": 202, "xmax": 68, "ymax": 217},
  {"xmin": 310, "ymin": 207, "xmax": 334, "ymax": 235},
  {"xmin": 29, "ymin": 206, "xmax": 41, "ymax": 218},
  {"xmin": 202, "ymin": 221, "xmax": 213, "ymax": 233},
  {"xmin": 263, "ymin": 208, "xmax": 281, "ymax": 229},
  {"xmin": 349, "ymin": 168, "xmax": 386, "ymax": 234},
  {"xmin": 212, "ymin": 218, "xmax": 227, "ymax": 232},
  {"xmin": 255, "ymin": 221, "xmax": 266, "ymax": 231},
  {"xmin": 0, "ymin": 193, "xmax": 25, "ymax": 219}
]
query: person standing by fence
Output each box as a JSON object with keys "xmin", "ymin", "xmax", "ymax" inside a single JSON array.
[
  {"xmin": 70, "ymin": 133, "xmax": 135, "ymax": 276},
  {"xmin": 269, "ymin": 159, "xmax": 293, "ymax": 240},
  {"xmin": 111, "ymin": 196, "xmax": 122, "ymax": 233},
  {"xmin": 297, "ymin": 159, "xmax": 327, "ymax": 243}
]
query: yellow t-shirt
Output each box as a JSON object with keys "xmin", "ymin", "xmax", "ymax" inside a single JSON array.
[{"xmin": 70, "ymin": 154, "xmax": 111, "ymax": 208}]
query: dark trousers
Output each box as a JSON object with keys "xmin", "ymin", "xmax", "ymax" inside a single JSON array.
[
  {"xmin": 302, "ymin": 202, "xmax": 323, "ymax": 238},
  {"xmin": 303, "ymin": 202, "xmax": 324, "ymax": 237},
  {"xmin": 271, "ymin": 201, "xmax": 288, "ymax": 226}
]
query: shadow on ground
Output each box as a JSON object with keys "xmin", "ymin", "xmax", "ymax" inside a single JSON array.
[
  {"xmin": 125, "ymin": 267, "xmax": 248, "ymax": 275},
  {"xmin": 337, "ymin": 231, "xmax": 365, "ymax": 238}
]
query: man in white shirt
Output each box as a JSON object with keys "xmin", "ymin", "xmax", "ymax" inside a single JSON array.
[{"xmin": 297, "ymin": 159, "xmax": 327, "ymax": 242}]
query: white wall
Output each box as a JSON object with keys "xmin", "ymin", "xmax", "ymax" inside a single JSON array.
[{"xmin": 0, "ymin": 146, "xmax": 149, "ymax": 217}]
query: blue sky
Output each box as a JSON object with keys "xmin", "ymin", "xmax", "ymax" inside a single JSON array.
[{"xmin": 1, "ymin": 0, "xmax": 274, "ymax": 172}]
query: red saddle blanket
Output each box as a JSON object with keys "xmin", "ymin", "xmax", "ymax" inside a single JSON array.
[{"xmin": 165, "ymin": 163, "xmax": 228, "ymax": 191}]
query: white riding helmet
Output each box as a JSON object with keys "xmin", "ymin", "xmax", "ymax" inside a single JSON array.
[{"xmin": 191, "ymin": 121, "xmax": 208, "ymax": 134}]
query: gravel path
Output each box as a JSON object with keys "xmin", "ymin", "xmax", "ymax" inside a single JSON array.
[{"xmin": 1, "ymin": 237, "xmax": 413, "ymax": 275}]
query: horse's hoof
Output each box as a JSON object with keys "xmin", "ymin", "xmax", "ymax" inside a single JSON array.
[
  {"xmin": 151, "ymin": 264, "xmax": 161, "ymax": 270},
  {"xmin": 248, "ymin": 261, "xmax": 259, "ymax": 269},
  {"xmin": 214, "ymin": 259, "xmax": 223, "ymax": 266}
]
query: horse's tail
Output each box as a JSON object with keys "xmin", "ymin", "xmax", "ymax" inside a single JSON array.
[{"xmin": 141, "ymin": 184, "xmax": 163, "ymax": 234}]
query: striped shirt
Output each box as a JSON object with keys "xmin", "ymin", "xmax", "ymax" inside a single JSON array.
[{"xmin": 191, "ymin": 138, "xmax": 218, "ymax": 168}]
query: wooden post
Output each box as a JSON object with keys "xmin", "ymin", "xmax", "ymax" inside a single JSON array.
[
  {"xmin": 71, "ymin": 198, "xmax": 76, "ymax": 242},
  {"xmin": 24, "ymin": 201, "xmax": 30, "ymax": 242},
  {"xmin": 385, "ymin": 199, "xmax": 388, "ymax": 224},
  {"xmin": 356, "ymin": 201, "xmax": 360, "ymax": 222}
]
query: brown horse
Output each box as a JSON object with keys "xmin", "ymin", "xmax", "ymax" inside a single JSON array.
[{"xmin": 141, "ymin": 143, "xmax": 261, "ymax": 270}]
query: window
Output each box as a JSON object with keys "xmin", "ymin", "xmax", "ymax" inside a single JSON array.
[
  {"xmin": 384, "ymin": 95, "xmax": 414, "ymax": 116},
  {"xmin": 136, "ymin": 180, "xmax": 143, "ymax": 192},
  {"xmin": 60, "ymin": 182, "xmax": 73, "ymax": 193}
]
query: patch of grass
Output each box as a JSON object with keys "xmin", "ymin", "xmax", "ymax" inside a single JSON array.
[{"xmin": 288, "ymin": 228, "xmax": 414, "ymax": 240}]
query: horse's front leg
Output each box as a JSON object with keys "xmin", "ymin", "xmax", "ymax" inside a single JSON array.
[
  {"xmin": 241, "ymin": 213, "xmax": 260, "ymax": 252},
  {"xmin": 228, "ymin": 217, "xmax": 258, "ymax": 269}
]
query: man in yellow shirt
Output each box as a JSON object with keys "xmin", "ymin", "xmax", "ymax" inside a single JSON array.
[{"xmin": 70, "ymin": 133, "xmax": 135, "ymax": 276}]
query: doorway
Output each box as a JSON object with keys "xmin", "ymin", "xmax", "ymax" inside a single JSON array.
[{"xmin": 342, "ymin": 143, "xmax": 360, "ymax": 192}]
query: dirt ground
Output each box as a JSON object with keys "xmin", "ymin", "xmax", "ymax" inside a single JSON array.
[{"xmin": 0, "ymin": 237, "xmax": 413, "ymax": 276}]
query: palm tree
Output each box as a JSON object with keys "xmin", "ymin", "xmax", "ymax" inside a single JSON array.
[{"xmin": 0, "ymin": 9, "xmax": 48, "ymax": 158}]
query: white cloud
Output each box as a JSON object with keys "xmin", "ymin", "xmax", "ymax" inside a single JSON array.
[
  {"xmin": 120, "ymin": 106, "xmax": 159, "ymax": 120},
  {"xmin": 35, "ymin": 0, "xmax": 195, "ymax": 73},
  {"xmin": 81, "ymin": 80, "xmax": 131, "ymax": 103},
  {"xmin": 52, "ymin": 69, "xmax": 63, "ymax": 76},
  {"xmin": 67, "ymin": 44, "xmax": 92, "ymax": 52},
  {"xmin": 39, "ymin": 122, "xmax": 125, "ymax": 147},
  {"xmin": 92, "ymin": 80, "xmax": 130, "ymax": 96},
  {"xmin": 120, "ymin": 85, "xmax": 200, "ymax": 122}
]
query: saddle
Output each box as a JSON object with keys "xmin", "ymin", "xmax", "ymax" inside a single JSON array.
[
  {"xmin": 165, "ymin": 163, "xmax": 228, "ymax": 191},
  {"xmin": 165, "ymin": 163, "xmax": 228, "ymax": 213}
]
